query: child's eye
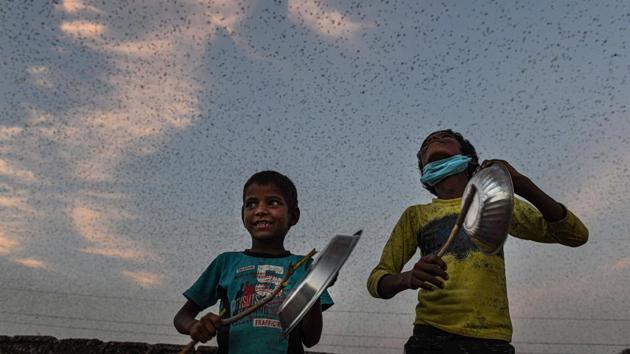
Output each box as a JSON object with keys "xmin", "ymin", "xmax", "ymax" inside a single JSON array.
[
  {"xmin": 245, "ymin": 201, "xmax": 257, "ymax": 209},
  {"xmin": 268, "ymin": 200, "xmax": 280, "ymax": 206}
]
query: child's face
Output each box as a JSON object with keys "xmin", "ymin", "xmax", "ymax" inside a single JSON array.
[
  {"xmin": 242, "ymin": 182, "xmax": 295, "ymax": 245},
  {"xmin": 419, "ymin": 132, "xmax": 463, "ymax": 167}
]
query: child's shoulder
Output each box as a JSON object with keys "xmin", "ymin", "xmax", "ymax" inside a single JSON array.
[
  {"xmin": 402, "ymin": 202, "xmax": 436, "ymax": 215},
  {"xmin": 398, "ymin": 201, "xmax": 457, "ymax": 226},
  {"xmin": 209, "ymin": 251, "xmax": 245, "ymax": 264},
  {"xmin": 285, "ymin": 250, "xmax": 305, "ymax": 258},
  {"xmin": 218, "ymin": 250, "xmax": 243, "ymax": 257}
]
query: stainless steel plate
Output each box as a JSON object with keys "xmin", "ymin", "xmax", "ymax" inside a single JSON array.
[
  {"xmin": 278, "ymin": 233, "xmax": 361, "ymax": 336},
  {"xmin": 462, "ymin": 164, "xmax": 514, "ymax": 254}
]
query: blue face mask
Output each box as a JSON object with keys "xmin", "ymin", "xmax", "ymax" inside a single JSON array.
[{"xmin": 420, "ymin": 154, "xmax": 472, "ymax": 186}]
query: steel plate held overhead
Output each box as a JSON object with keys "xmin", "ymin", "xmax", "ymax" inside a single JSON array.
[
  {"xmin": 278, "ymin": 233, "xmax": 360, "ymax": 336},
  {"xmin": 462, "ymin": 164, "xmax": 514, "ymax": 255}
]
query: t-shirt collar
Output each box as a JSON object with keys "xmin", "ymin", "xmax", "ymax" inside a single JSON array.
[
  {"xmin": 431, "ymin": 197, "xmax": 462, "ymax": 206},
  {"xmin": 243, "ymin": 249, "xmax": 292, "ymax": 258}
]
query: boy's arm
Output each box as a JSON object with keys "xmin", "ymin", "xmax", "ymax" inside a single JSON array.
[
  {"xmin": 367, "ymin": 207, "xmax": 441, "ymax": 299},
  {"xmin": 299, "ymin": 299, "xmax": 323, "ymax": 347},
  {"xmin": 174, "ymin": 300, "xmax": 222, "ymax": 343},
  {"xmin": 378, "ymin": 254, "xmax": 449, "ymax": 298},
  {"xmin": 483, "ymin": 160, "xmax": 588, "ymax": 246},
  {"xmin": 483, "ymin": 160, "xmax": 565, "ymax": 221},
  {"xmin": 174, "ymin": 300, "xmax": 202, "ymax": 335},
  {"xmin": 366, "ymin": 211, "xmax": 413, "ymax": 299}
]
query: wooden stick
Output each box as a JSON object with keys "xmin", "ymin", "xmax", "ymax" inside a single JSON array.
[
  {"xmin": 178, "ymin": 249, "xmax": 317, "ymax": 354},
  {"xmin": 178, "ymin": 340, "xmax": 197, "ymax": 354},
  {"xmin": 437, "ymin": 185, "xmax": 477, "ymax": 257}
]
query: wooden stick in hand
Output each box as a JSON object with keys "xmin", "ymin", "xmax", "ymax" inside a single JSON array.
[{"xmin": 437, "ymin": 185, "xmax": 477, "ymax": 257}]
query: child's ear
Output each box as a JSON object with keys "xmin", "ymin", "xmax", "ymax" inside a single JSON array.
[{"xmin": 289, "ymin": 208, "xmax": 300, "ymax": 226}]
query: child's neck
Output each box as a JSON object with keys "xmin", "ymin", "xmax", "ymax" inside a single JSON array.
[
  {"xmin": 434, "ymin": 173, "xmax": 469, "ymax": 200},
  {"xmin": 249, "ymin": 240, "xmax": 288, "ymax": 256}
]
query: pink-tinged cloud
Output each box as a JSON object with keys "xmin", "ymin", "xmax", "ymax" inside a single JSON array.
[
  {"xmin": 60, "ymin": 21, "xmax": 106, "ymax": 38},
  {"xmin": 205, "ymin": 0, "xmax": 248, "ymax": 34},
  {"xmin": 35, "ymin": 0, "xmax": 274, "ymax": 184},
  {"xmin": 0, "ymin": 126, "xmax": 22, "ymax": 140},
  {"xmin": 81, "ymin": 246, "xmax": 148, "ymax": 260},
  {"xmin": 71, "ymin": 205, "xmax": 157, "ymax": 261},
  {"xmin": 569, "ymin": 154, "xmax": 630, "ymax": 223},
  {"xmin": 0, "ymin": 187, "xmax": 37, "ymax": 215},
  {"xmin": 288, "ymin": 0, "xmax": 364, "ymax": 38},
  {"xmin": 47, "ymin": 25, "xmax": 203, "ymax": 182},
  {"xmin": 28, "ymin": 65, "xmax": 54, "ymax": 88},
  {"xmin": 611, "ymin": 258, "xmax": 630, "ymax": 271},
  {"xmin": 121, "ymin": 270, "xmax": 162, "ymax": 288},
  {"xmin": 14, "ymin": 258, "xmax": 49, "ymax": 270},
  {"xmin": 509, "ymin": 261, "xmax": 628, "ymax": 317},
  {"xmin": 0, "ymin": 159, "xmax": 36, "ymax": 181},
  {"xmin": 58, "ymin": 0, "xmax": 102, "ymax": 14},
  {"xmin": 0, "ymin": 232, "xmax": 19, "ymax": 256}
]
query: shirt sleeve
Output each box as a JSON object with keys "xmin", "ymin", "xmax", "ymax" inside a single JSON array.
[
  {"xmin": 319, "ymin": 288, "xmax": 334, "ymax": 311},
  {"xmin": 510, "ymin": 198, "xmax": 589, "ymax": 247},
  {"xmin": 366, "ymin": 206, "xmax": 420, "ymax": 298},
  {"xmin": 183, "ymin": 253, "xmax": 226, "ymax": 309}
]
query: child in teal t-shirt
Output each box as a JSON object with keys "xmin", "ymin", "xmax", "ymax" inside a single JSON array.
[{"xmin": 175, "ymin": 171, "xmax": 333, "ymax": 354}]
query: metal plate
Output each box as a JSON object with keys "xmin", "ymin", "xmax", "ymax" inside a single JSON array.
[
  {"xmin": 278, "ymin": 233, "xmax": 360, "ymax": 336},
  {"xmin": 462, "ymin": 164, "xmax": 514, "ymax": 254}
]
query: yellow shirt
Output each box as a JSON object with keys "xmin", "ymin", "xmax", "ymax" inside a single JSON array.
[{"xmin": 366, "ymin": 197, "xmax": 588, "ymax": 341}]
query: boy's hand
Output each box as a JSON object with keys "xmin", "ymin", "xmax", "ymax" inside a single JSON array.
[
  {"xmin": 481, "ymin": 159, "xmax": 530, "ymax": 195},
  {"xmin": 481, "ymin": 159, "xmax": 567, "ymax": 222},
  {"xmin": 189, "ymin": 312, "xmax": 222, "ymax": 343},
  {"xmin": 405, "ymin": 254, "xmax": 448, "ymax": 291}
]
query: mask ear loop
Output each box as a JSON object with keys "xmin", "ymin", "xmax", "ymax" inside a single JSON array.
[{"xmin": 468, "ymin": 156, "xmax": 481, "ymax": 178}]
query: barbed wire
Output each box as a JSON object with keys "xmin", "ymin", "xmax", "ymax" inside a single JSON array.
[{"xmin": 3, "ymin": 287, "xmax": 630, "ymax": 322}]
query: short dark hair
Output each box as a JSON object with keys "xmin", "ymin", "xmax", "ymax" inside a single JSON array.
[
  {"xmin": 416, "ymin": 129, "xmax": 479, "ymax": 195},
  {"xmin": 242, "ymin": 170, "xmax": 299, "ymax": 210}
]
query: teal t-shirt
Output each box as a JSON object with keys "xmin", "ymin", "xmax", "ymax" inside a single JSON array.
[{"xmin": 184, "ymin": 250, "xmax": 334, "ymax": 354}]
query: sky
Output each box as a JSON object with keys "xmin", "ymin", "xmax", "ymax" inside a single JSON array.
[{"xmin": 0, "ymin": 0, "xmax": 629, "ymax": 353}]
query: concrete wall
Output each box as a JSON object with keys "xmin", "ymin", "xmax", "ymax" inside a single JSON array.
[{"xmin": 0, "ymin": 336, "xmax": 331, "ymax": 354}]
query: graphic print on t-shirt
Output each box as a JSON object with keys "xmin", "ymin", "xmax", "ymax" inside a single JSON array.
[
  {"xmin": 417, "ymin": 214, "xmax": 504, "ymax": 259},
  {"xmin": 232, "ymin": 262, "xmax": 287, "ymax": 329}
]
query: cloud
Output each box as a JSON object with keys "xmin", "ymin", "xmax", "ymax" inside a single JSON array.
[
  {"xmin": 4, "ymin": 0, "xmax": 256, "ymax": 273},
  {"xmin": 14, "ymin": 258, "xmax": 49, "ymax": 270},
  {"xmin": 0, "ymin": 194, "xmax": 37, "ymax": 214},
  {"xmin": 48, "ymin": 21, "xmax": 205, "ymax": 181},
  {"xmin": 71, "ymin": 204, "xmax": 157, "ymax": 261},
  {"xmin": 565, "ymin": 144, "xmax": 630, "ymax": 223},
  {"xmin": 58, "ymin": 0, "xmax": 103, "ymax": 14},
  {"xmin": 65, "ymin": 110, "xmax": 170, "ymax": 181},
  {"xmin": 205, "ymin": 0, "xmax": 248, "ymax": 34},
  {"xmin": 28, "ymin": 65, "xmax": 55, "ymax": 88},
  {"xmin": 509, "ymin": 259, "xmax": 628, "ymax": 316},
  {"xmin": 2, "ymin": 0, "xmax": 243, "ymax": 273},
  {"xmin": 101, "ymin": 39, "xmax": 172, "ymax": 57},
  {"xmin": 0, "ymin": 127, "xmax": 23, "ymax": 140},
  {"xmin": 121, "ymin": 270, "xmax": 162, "ymax": 288},
  {"xmin": 0, "ymin": 231, "xmax": 19, "ymax": 256},
  {"xmin": 60, "ymin": 21, "xmax": 106, "ymax": 38},
  {"xmin": 611, "ymin": 258, "xmax": 630, "ymax": 272},
  {"xmin": 0, "ymin": 159, "xmax": 36, "ymax": 181},
  {"xmin": 0, "ymin": 183, "xmax": 37, "ymax": 216},
  {"xmin": 288, "ymin": 0, "xmax": 363, "ymax": 38},
  {"xmin": 20, "ymin": 0, "xmax": 266, "ymax": 184}
]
